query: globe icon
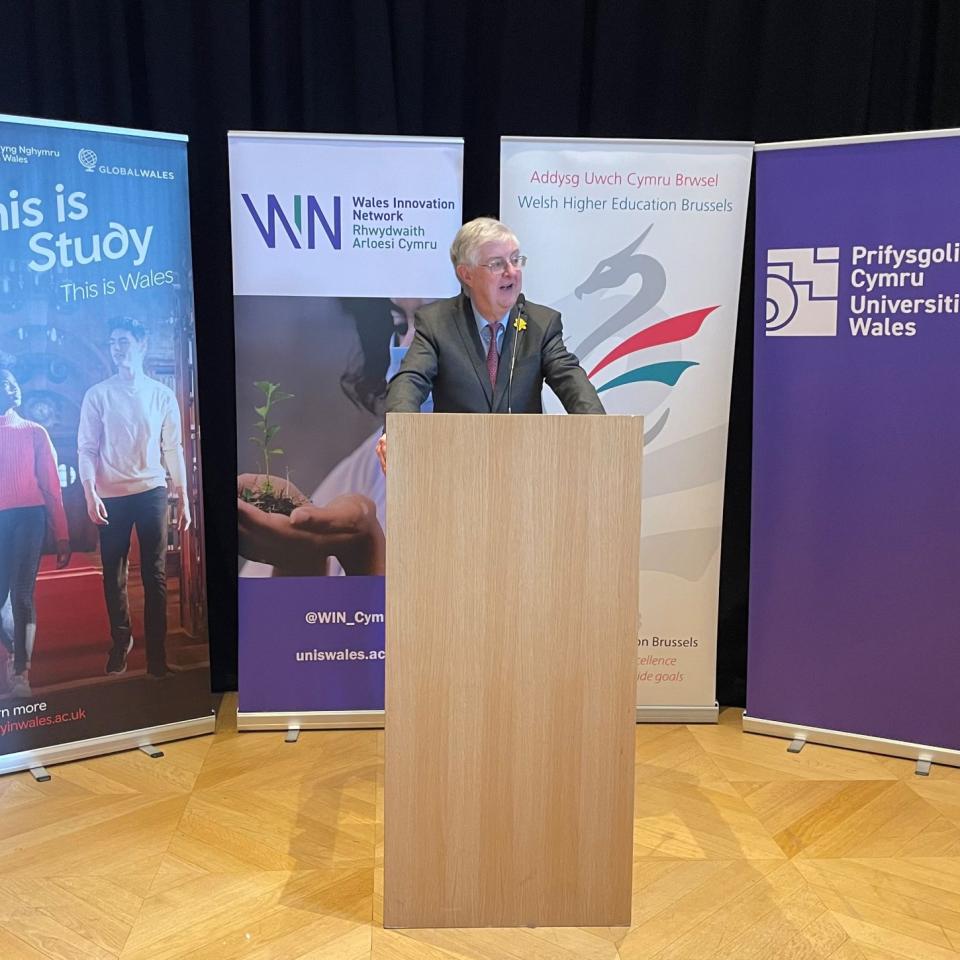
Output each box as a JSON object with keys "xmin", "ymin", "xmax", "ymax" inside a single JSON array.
[{"xmin": 78, "ymin": 148, "xmax": 97, "ymax": 172}]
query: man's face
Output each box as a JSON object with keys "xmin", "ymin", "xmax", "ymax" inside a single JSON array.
[
  {"xmin": 0, "ymin": 371, "xmax": 21, "ymax": 412},
  {"xmin": 109, "ymin": 329, "xmax": 147, "ymax": 368},
  {"xmin": 389, "ymin": 298, "xmax": 436, "ymax": 348},
  {"xmin": 456, "ymin": 238, "xmax": 523, "ymax": 321}
]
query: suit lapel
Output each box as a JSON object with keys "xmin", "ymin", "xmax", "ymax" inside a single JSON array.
[{"xmin": 453, "ymin": 293, "xmax": 494, "ymax": 408}]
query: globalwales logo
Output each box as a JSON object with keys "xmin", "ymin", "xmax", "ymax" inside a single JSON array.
[
  {"xmin": 765, "ymin": 247, "xmax": 840, "ymax": 336},
  {"xmin": 573, "ymin": 225, "xmax": 714, "ymax": 445},
  {"xmin": 75, "ymin": 149, "xmax": 176, "ymax": 180},
  {"xmin": 241, "ymin": 193, "xmax": 342, "ymax": 250},
  {"xmin": 78, "ymin": 148, "xmax": 97, "ymax": 172}
]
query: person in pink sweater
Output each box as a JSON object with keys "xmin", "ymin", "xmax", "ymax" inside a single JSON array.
[{"xmin": 0, "ymin": 367, "xmax": 71, "ymax": 699}]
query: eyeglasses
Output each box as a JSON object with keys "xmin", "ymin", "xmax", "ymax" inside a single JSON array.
[{"xmin": 478, "ymin": 253, "xmax": 527, "ymax": 273}]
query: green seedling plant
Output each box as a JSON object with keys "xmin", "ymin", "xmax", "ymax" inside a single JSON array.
[{"xmin": 240, "ymin": 380, "xmax": 303, "ymax": 515}]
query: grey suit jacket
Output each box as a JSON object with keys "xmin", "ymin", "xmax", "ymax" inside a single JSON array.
[{"xmin": 385, "ymin": 294, "xmax": 605, "ymax": 415}]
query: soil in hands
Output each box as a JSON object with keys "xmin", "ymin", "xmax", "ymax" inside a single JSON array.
[{"xmin": 240, "ymin": 483, "xmax": 303, "ymax": 517}]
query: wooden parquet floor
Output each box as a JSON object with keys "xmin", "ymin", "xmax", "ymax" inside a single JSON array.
[{"xmin": 2, "ymin": 698, "xmax": 959, "ymax": 959}]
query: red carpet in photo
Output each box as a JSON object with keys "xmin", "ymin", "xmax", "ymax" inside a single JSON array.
[{"xmin": 28, "ymin": 552, "xmax": 147, "ymax": 686}]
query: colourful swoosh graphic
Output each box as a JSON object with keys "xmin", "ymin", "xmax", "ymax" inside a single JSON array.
[
  {"xmin": 596, "ymin": 361, "xmax": 698, "ymax": 394},
  {"xmin": 587, "ymin": 305, "xmax": 717, "ymax": 380}
]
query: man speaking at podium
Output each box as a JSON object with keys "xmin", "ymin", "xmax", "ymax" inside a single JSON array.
[{"xmin": 376, "ymin": 217, "xmax": 604, "ymax": 471}]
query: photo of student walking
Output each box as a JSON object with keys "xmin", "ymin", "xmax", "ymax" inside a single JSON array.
[{"xmin": 0, "ymin": 304, "xmax": 208, "ymax": 704}]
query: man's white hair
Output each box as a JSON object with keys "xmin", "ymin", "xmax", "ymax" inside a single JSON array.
[{"xmin": 449, "ymin": 217, "xmax": 519, "ymax": 270}]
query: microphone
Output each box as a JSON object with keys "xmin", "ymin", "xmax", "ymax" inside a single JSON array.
[{"xmin": 507, "ymin": 293, "xmax": 525, "ymax": 414}]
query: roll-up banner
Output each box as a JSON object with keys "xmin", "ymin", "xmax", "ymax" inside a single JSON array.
[
  {"xmin": 746, "ymin": 130, "xmax": 960, "ymax": 766},
  {"xmin": 229, "ymin": 133, "xmax": 463, "ymax": 730},
  {"xmin": 501, "ymin": 137, "xmax": 752, "ymax": 723},
  {"xmin": 0, "ymin": 115, "xmax": 213, "ymax": 775}
]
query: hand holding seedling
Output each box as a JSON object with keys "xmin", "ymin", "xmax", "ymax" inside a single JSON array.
[{"xmin": 237, "ymin": 475, "xmax": 385, "ymax": 576}]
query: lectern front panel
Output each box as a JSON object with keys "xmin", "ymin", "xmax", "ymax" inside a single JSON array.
[{"xmin": 384, "ymin": 413, "xmax": 641, "ymax": 928}]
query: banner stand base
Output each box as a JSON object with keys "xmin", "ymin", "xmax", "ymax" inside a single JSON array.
[
  {"xmin": 237, "ymin": 710, "xmax": 384, "ymax": 732},
  {"xmin": 636, "ymin": 703, "xmax": 719, "ymax": 724},
  {"xmin": 743, "ymin": 714, "xmax": 960, "ymax": 770},
  {"xmin": 0, "ymin": 714, "xmax": 215, "ymax": 777}
]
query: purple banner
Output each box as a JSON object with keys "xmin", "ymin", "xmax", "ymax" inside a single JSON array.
[
  {"xmin": 748, "ymin": 134, "xmax": 960, "ymax": 751},
  {"xmin": 238, "ymin": 577, "xmax": 384, "ymax": 713}
]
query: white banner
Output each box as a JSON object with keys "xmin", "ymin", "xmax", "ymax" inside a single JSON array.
[
  {"xmin": 501, "ymin": 137, "xmax": 752, "ymax": 719},
  {"xmin": 229, "ymin": 133, "xmax": 462, "ymax": 727},
  {"xmin": 229, "ymin": 133, "xmax": 463, "ymax": 298}
]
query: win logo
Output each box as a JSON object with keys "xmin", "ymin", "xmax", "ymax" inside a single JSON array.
[
  {"xmin": 241, "ymin": 194, "xmax": 341, "ymax": 250},
  {"xmin": 765, "ymin": 247, "xmax": 840, "ymax": 337}
]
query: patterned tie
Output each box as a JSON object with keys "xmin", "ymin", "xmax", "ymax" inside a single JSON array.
[{"xmin": 485, "ymin": 321, "xmax": 502, "ymax": 387}]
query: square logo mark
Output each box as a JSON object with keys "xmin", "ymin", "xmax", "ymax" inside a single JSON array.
[{"xmin": 765, "ymin": 247, "xmax": 840, "ymax": 337}]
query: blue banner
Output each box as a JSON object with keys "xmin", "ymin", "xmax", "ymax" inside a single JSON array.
[{"xmin": 0, "ymin": 115, "xmax": 213, "ymax": 770}]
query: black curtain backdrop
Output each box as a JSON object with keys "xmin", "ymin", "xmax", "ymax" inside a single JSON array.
[{"xmin": 3, "ymin": 0, "xmax": 958, "ymax": 703}]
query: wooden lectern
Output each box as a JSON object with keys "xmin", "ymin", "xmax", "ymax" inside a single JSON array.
[{"xmin": 383, "ymin": 413, "xmax": 642, "ymax": 929}]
